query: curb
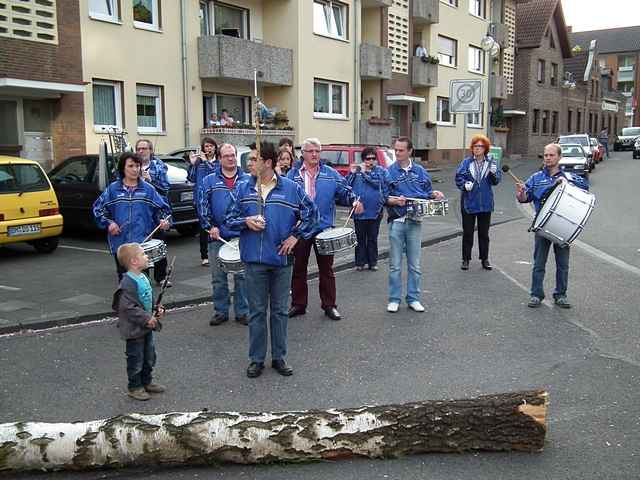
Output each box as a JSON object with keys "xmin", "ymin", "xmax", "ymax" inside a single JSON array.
[{"xmin": 0, "ymin": 217, "xmax": 523, "ymax": 336}]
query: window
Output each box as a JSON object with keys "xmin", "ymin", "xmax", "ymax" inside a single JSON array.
[
  {"xmin": 469, "ymin": 0, "xmax": 486, "ymax": 18},
  {"xmin": 549, "ymin": 30, "xmax": 555, "ymax": 49},
  {"xmin": 133, "ymin": 0, "xmax": 160, "ymax": 30},
  {"xmin": 441, "ymin": 0, "xmax": 458, "ymax": 6},
  {"xmin": 314, "ymin": 79, "xmax": 348, "ymax": 119},
  {"xmin": 437, "ymin": 97, "xmax": 456, "ymax": 124},
  {"xmin": 567, "ymin": 110, "xmax": 573, "ymax": 132},
  {"xmin": 438, "ymin": 35, "xmax": 457, "ymax": 67},
  {"xmin": 542, "ymin": 110, "xmax": 549, "ymax": 134},
  {"xmin": 576, "ymin": 109, "xmax": 582, "ymax": 131},
  {"xmin": 92, "ymin": 80, "xmax": 122, "ymax": 130},
  {"xmin": 313, "ymin": 0, "xmax": 347, "ymax": 41},
  {"xmin": 537, "ymin": 60, "xmax": 545, "ymax": 83},
  {"xmin": 532, "ymin": 109, "xmax": 540, "ymax": 133},
  {"xmin": 203, "ymin": 93, "xmax": 250, "ymax": 125},
  {"xmin": 89, "ymin": 0, "xmax": 119, "ymax": 22},
  {"xmin": 550, "ymin": 63, "xmax": 558, "ymax": 86},
  {"xmin": 551, "ymin": 111, "xmax": 558, "ymax": 134},
  {"xmin": 468, "ymin": 45, "xmax": 484, "ymax": 74},
  {"xmin": 136, "ymin": 84, "xmax": 163, "ymax": 133},
  {"xmin": 214, "ymin": 1, "xmax": 249, "ymax": 39},
  {"xmin": 200, "ymin": 1, "xmax": 209, "ymax": 35},
  {"xmin": 467, "ymin": 103, "xmax": 484, "ymax": 128}
]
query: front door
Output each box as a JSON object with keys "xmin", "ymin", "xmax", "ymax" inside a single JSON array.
[{"xmin": 22, "ymin": 99, "xmax": 53, "ymax": 168}]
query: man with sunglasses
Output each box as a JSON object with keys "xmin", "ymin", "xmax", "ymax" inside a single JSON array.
[
  {"xmin": 287, "ymin": 137, "xmax": 363, "ymax": 321},
  {"xmin": 346, "ymin": 147, "xmax": 387, "ymax": 271}
]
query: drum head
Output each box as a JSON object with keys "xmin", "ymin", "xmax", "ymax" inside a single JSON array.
[
  {"xmin": 219, "ymin": 240, "xmax": 240, "ymax": 261},
  {"xmin": 317, "ymin": 227, "xmax": 353, "ymax": 239},
  {"xmin": 141, "ymin": 239, "xmax": 162, "ymax": 250},
  {"xmin": 532, "ymin": 182, "xmax": 562, "ymax": 230}
]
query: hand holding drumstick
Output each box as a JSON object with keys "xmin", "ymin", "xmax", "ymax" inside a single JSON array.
[{"xmin": 502, "ymin": 165, "xmax": 528, "ymax": 202}]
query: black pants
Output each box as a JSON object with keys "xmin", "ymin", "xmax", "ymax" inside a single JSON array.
[
  {"xmin": 199, "ymin": 228, "xmax": 209, "ymax": 260},
  {"xmin": 354, "ymin": 216, "xmax": 382, "ymax": 267},
  {"xmin": 461, "ymin": 209, "xmax": 491, "ymax": 261}
]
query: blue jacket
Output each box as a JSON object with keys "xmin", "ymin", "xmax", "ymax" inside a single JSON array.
[
  {"xmin": 187, "ymin": 158, "xmax": 218, "ymax": 192},
  {"xmin": 225, "ymin": 175, "xmax": 318, "ymax": 267},
  {"xmin": 287, "ymin": 163, "xmax": 355, "ymax": 232},
  {"xmin": 143, "ymin": 156, "xmax": 170, "ymax": 199},
  {"xmin": 454, "ymin": 156, "xmax": 502, "ymax": 214},
  {"xmin": 345, "ymin": 165, "xmax": 388, "ymax": 220},
  {"xmin": 197, "ymin": 168, "xmax": 248, "ymax": 240},
  {"xmin": 385, "ymin": 161, "xmax": 435, "ymax": 221},
  {"xmin": 521, "ymin": 167, "xmax": 589, "ymax": 213},
  {"xmin": 93, "ymin": 180, "xmax": 171, "ymax": 255}
]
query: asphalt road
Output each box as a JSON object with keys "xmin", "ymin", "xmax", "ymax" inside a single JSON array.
[{"xmin": 2, "ymin": 152, "xmax": 639, "ymax": 479}]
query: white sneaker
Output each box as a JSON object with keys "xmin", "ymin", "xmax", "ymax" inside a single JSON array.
[
  {"xmin": 387, "ymin": 302, "xmax": 400, "ymax": 313},
  {"xmin": 408, "ymin": 301, "xmax": 425, "ymax": 312}
]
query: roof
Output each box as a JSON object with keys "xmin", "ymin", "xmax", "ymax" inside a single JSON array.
[
  {"xmin": 0, "ymin": 156, "xmax": 40, "ymax": 165},
  {"xmin": 570, "ymin": 25, "xmax": 640, "ymax": 54},
  {"xmin": 563, "ymin": 51, "xmax": 588, "ymax": 82},
  {"xmin": 516, "ymin": 0, "xmax": 572, "ymax": 57}
]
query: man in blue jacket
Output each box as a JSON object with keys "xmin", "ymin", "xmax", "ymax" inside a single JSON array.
[
  {"xmin": 93, "ymin": 153, "xmax": 171, "ymax": 281},
  {"xmin": 385, "ymin": 137, "xmax": 445, "ymax": 313},
  {"xmin": 226, "ymin": 142, "xmax": 318, "ymax": 378},
  {"xmin": 198, "ymin": 143, "xmax": 249, "ymax": 326},
  {"xmin": 516, "ymin": 143, "xmax": 589, "ymax": 309},
  {"xmin": 287, "ymin": 138, "xmax": 363, "ymax": 321}
]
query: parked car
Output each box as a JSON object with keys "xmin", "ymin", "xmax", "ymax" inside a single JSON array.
[
  {"xmin": 48, "ymin": 155, "xmax": 199, "ymax": 236},
  {"xmin": 589, "ymin": 137, "xmax": 603, "ymax": 163},
  {"xmin": 318, "ymin": 144, "xmax": 395, "ymax": 176},
  {"xmin": 166, "ymin": 145, "xmax": 250, "ymax": 171},
  {"xmin": 558, "ymin": 134, "xmax": 595, "ymax": 172},
  {"xmin": 633, "ymin": 137, "xmax": 640, "ymax": 159},
  {"xmin": 559, "ymin": 144, "xmax": 589, "ymax": 179},
  {"xmin": 613, "ymin": 127, "xmax": 640, "ymax": 151},
  {"xmin": 0, "ymin": 156, "xmax": 63, "ymax": 253}
]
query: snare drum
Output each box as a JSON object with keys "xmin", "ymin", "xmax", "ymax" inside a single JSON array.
[
  {"xmin": 406, "ymin": 199, "xmax": 449, "ymax": 220},
  {"xmin": 529, "ymin": 181, "xmax": 595, "ymax": 246},
  {"xmin": 315, "ymin": 227, "xmax": 357, "ymax": 256},
  {"xmin": 141, "ymin": 239, "xmax": 167, "ymax": 264},
  {"xmin": 217, "ymin": 239, "xmax": 244, "ymax": 273}
]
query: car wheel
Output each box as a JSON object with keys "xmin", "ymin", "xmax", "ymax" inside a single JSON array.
[
  {"xmin": 31, "ymin": 236, "xmax": 60, "ymax": 254},
  {"xmin": 176, "ymin": 224, "xmax": 199, "ymax": 237}
]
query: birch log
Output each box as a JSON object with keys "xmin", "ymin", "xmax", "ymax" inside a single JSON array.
[{"xmin": 0, "ymin": 389, "xmax": 548, "ymax": 472}]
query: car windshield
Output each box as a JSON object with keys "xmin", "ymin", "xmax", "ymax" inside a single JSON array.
[
  {"xmin": 561, "ymin": 146, "xmax": 585, "ymax": 158},
  {"xmin": 622, "ymin": 127, "xmax": 640, "ymax": 136},
  {"xmin": 0, "ymin": 163, "xmax": 50, "ymax": 194},
  {"xmin": 321, "ymin": 150, "xmax": 349, "ymax": 166},
  {"xmin": 559, "ymin": 136, "xmax": 588, "ymax": 146}
]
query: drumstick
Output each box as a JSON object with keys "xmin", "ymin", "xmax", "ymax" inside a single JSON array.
[
  {"xmin": 219, "ymin": 236, "xmax": 239, "ymax": 251},
  {"xmin": 142, "ymin": 215, "xmax": 172, "ymax": 244},
  {"xmin": 343, "ymin": 196, "xmax": 360, "ymax": 228},
  {"xmin": 501, "ymin": 164, "xmax": 524, "ymax": 184}
]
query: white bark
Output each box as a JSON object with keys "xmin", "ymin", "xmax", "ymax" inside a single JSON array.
[{"xmin": 0, "ymin": 390, "xmax": 548, "ymax": 472}]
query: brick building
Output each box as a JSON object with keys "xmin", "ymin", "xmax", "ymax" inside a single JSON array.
[{"xmin": 0, "ymin": 0, "xmax": 85, "ymax": 168}]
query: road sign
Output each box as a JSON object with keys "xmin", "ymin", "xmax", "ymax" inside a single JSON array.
[{"xmin": 449, "ymin": 79, "xmax": 482, "ymax": 113}]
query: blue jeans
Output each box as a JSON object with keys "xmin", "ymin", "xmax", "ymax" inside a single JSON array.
[
  {"xmin": 531, "ymin": 234, "xmax": 570, "ymax": 300},
  {"xmin": 388, "ymin": 219, "xmax": 422, "ymax": 304},
  {"xmin": 208, "ymin": 240, "xmax": 248, "ymax": 318},
  {"xmin": 125, "ymin": 332, "xmax": 156, "ymax": 390},
  {"xmin": 246, "ymin": 262, "xmax": 292, "ymax": 364}
]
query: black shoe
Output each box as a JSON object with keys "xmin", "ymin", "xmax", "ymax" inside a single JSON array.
[
  {"xmin": 246, "ymin": 362, "xmax": 264, "ymax": 378},
  {"xmin": 235, "ymin": 315, "xmax": 249, "ymax": 326},
  {"xmin": 271, "ymin": 359, "xmax": 293, "ymax": 376},
  {"xmin": 324, "ymin": 307, "xmax": 342, "ymax": 321},
  {"xmin": 288, "ymin": 305, "xmax": 306, "ymax": 318},
  {"xmin": 481, "ymin": 260, "xmax": 493, "ymax": 270},
  {"xmin": 461, "ymin": 260, "xmax": 469, "ymax": 270},
  {"xmin": 209, "ymin": 313, "xmax": 228, "ymax": 326}
]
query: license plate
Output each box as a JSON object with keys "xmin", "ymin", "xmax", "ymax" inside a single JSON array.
[
  {"xmin": 181, "ymin": 191, "xmax": 194, "ymax": 202},
  {"xmin": 8, "ymin": 223, "xmax": 41, "ymax": 237}
]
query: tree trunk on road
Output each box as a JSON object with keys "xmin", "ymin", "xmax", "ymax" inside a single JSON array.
[{"xmin": 0, "ymin": 389, "xmax": 548, "ymax": 472}]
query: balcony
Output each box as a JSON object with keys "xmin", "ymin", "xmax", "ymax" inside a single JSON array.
[
  {"xmin": 413, "ymin": 0, "xmax": 439, "ymax": 25},
  {"xmin": 491, "ymin": 75, "xmax": 507, "ymax": 99},
  {"xmin": 411, "ymin": 122, "xmax": 437, "ymax": 150},
  {"xmin": 412, "ymin": 57, "xmax": 438, "ymax": 87},
  {"xmin": 362, "ymin": 0, "xmax": 392, "ymax": 7},
  {"xmin": 492, "ymin": 22, "xmax": 507, "ymax": 47},
  {"xmin": 617, "ymin": 66, "xmax": 635, "ymax": 83},
  {"xmin": 359, "ymin": 119, "xmax": 393, "ymax": 145},
  {"xmin": 360, "ymin": 44, "xmax": 392, "ymax": 80},
  {"xmin": 198, "ymin": 35, "xmax": 293, "ymax": 86}
]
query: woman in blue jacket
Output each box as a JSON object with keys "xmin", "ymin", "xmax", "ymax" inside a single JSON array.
[
  {"xmin": 454, "ymin": 134, "xmax": 501, "ymax": 271},
  {"xmin": 345, "ymin": 147, "xmax": 387, "ymax": 271}
]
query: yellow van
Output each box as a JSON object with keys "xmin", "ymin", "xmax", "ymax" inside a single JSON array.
[{"xmin": 0, "ymin": 156, "xmax": 63, "ymax": 253}]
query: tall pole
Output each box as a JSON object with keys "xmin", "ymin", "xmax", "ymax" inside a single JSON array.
[{"xmin": 254, "ymin": 69, "xmax": 264, "ymax": 217}]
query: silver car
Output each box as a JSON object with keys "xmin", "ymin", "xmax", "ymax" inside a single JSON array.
[{"xmin": 559, "ymin": 144, "xmax": 589, "ymax": 178}]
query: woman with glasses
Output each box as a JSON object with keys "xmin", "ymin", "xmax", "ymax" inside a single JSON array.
[
  {"xmin": 454, "ymin": 134, "xmax": 502, "ymax": 271},
  {"xmin": 346, "ymin": 147, "xmax": 387, "ymax": 271}
]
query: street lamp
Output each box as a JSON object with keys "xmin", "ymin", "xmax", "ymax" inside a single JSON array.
[{"xmin": 482, "ymin": 31, "xmax": 501, "ymax": 144}]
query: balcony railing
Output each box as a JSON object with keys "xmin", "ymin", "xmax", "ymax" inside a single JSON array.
[
  {"xmin": 200, "ymin": 127, "xmax": 294, "ymax": 146},
  {"xmin": 412, "ymin": 57, "xmax": 438, "ymax": 87},
  {"xmin": 198, "ymin": 35, "xmax": 293, "ymax": 86},
  {"xmin": 360, "ymin": 44, "xmax": 392, "ymax": 80},
  {"xmin": 413, "ymin": 0, "xmax": 439, "ymax": 25},
  {"xmin": 359, "ymin": 119, "xmax": 393, "ymax": 145},
  {"xmin": 361, "ymin": 0, "xmax": 392, "ymax": 7},
  {"xmin": 411, "ymin": 122, "xmax": 437, "ymax": 150}
]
